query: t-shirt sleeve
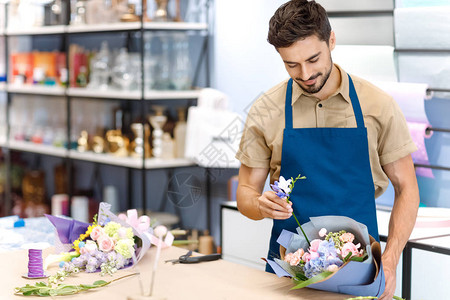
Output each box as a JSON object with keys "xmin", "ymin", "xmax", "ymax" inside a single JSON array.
[
  {"xmin": 235, "ymin": 102, "xmax": 272, "ymax": 168},
  {"xmin": 377, "ymin": 97, "xmax": 417, "ymax": 166}
]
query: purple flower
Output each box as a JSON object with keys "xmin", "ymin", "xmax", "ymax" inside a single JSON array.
[{"xmin": 270, "ymin": 176, "xmax": 292, "ymax": 198}]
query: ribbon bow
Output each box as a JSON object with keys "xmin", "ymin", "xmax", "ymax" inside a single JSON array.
[{"xmin": 118, "ymin": 209, "xmax": 150, "ymax": 233}]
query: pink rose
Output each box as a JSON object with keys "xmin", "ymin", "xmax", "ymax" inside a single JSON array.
[
  {"xmin": 339, "ymin": 232, "xmax": 355, "ymax": 243},
  {"xmin": 310, "ymin": 252, "xmax": 319, "ymax": 260},
  {"xmin": 294, "ymin": 248, "xmax": 305, "ymax": 258},
  {"xmin": 284, "ymin": 253, "xmax": 294, "ymax": 263},
  {"xmin": 90, "ymin": 226, "xmax": 104, "ymax": 241},
  {"xmin": 289, "ymin": 254, "xmax": 301, "ymax": 266},
  {"xmin": 340, "ymin": 242, "xmax": 361, "ymax": 259},
  {"xmin": 97, "ymin": 236, "xmax": 115, "ymax": 252},
  {"xmin": 309, "ymin": 239, "xmax": 321, "ymax": 252},
  {"xmin": 302, "ymin": 252, "xmax": 311, "ymax": 263}
]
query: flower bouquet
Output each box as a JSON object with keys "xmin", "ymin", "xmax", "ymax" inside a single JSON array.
[
  {"xmin": 267, "ymin": 175, "xmax": 385, "ymax": 297},
  {"xmin": 44, "ymin": 202, "xmax": 158, "ymax": 275},
  {"xmin": 267, "ymin": 216, "xmax": 385, "ymax": 296}
]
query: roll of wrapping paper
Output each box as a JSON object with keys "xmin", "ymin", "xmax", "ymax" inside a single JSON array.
[
  {"xmin": 407, "ymin": 122, "xmax": 434, "ymax": 178},
  {"xmin": 372, "ymin": 81, "xmax": 429, "ymax": 123}
]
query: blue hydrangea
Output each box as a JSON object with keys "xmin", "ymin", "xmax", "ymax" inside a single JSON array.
[{"xmin": 303, "ymin": 240, "xmax": 343, "ymax": 278}]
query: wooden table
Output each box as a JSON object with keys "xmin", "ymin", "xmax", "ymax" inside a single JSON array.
[{"xmin": 1, "ymin": 246, "xmax": 353, "ymax": 300}]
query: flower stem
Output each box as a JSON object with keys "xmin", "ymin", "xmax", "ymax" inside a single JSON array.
[{"xmin": 286, "ymin": 174, "xmax": 310, "ymax": 247}]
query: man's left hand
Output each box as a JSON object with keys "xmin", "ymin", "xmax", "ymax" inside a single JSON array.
[{"xmin": 379, "ymin": 258, "xmax": 397, "ymax": 300}]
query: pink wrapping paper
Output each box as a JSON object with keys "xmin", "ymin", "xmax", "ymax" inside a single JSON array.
[{"xmin": 407, "ymin": 121, "xmax": 434, "ymax": 178}]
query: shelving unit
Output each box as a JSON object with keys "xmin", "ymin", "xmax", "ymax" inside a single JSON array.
[
  {"xmin": 0, "ymin": 2, "xmax": 212, "ymax": 218},
  {"xmin": 6, "ymin": 25, "xmax": 65, "ymax": 36},
  {"xmin": 7, "ymin": 85, "xmax": 66, "ymax": 96},
  {"xmin": 67, "ymin": 87, "xmax": 141, "ymax": 100},
  {"xmin": 8, "ymin": 141, "xmax": 67, "ymax": 157}
]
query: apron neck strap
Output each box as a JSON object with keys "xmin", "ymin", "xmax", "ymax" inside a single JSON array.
[{"xmin": 284, "ymin": 75, "xmax": 365, "ymax": 129}]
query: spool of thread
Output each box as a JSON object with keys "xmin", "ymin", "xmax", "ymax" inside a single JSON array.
[
  {"xmin": 27, "ymin": 249, "xmax": 45, "ymax": 278},
  {"xmin": 198, "ymin": 231, "xmax": 214, "ymax": 255}
]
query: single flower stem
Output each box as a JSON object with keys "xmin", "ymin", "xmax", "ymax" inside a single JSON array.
[{"xmin": 291, "ymin": 211, "xmax": 310, "ymax": 246}]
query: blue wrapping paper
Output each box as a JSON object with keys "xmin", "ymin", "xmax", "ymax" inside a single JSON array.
[{"xmin": 268, "ymin": 216, "xmax": 385, "ymax": 297}]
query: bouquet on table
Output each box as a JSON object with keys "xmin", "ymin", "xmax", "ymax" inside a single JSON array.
[
  {"xmin": 15, "ymin": 202, "xmax": 174, "ymax": 297},
  {"xmin": 267, "ymin": 176, "xmax": 385, "ymax": 298},
  {"xmin": 44, "ymin": 202, "xmax": 173, "ymax": 276}
]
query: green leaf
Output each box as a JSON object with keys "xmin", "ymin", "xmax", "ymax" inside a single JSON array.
[
  {"xmin": 349, "ymin": 253, "xmax": 368, "ymax": 262},
  {"xmin": 93, "ymin": 280, "xmax": 108, "ymax": 286},
  {"xmin": 291, "ymin": 271, "xmax": 333, "ymax": 290},
  {"xmin": 343, "ymin": 251, "xmax": 352, "ymax": 262}
]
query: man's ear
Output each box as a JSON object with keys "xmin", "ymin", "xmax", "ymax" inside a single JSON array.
[{"xmin": 329, "ymin": 31, "xmax": 336, "ymax": 51}]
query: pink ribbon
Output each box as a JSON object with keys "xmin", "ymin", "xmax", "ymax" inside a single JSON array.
[
  {"xmin": 146, "ymin": 231, "xmax": 174, "ymax": 249},
  {"xmin": 118, "ymin": 209, "xmax": 151, "ymax": 233}
]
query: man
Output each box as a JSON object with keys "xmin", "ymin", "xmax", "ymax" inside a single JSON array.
[{"xmin": 235, "ymin": 1, "xmax": 420, "ymax": 299}]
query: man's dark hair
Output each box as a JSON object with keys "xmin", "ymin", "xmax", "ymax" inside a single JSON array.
[{"xmin": 268, "ymin": 0, "xmax": 332, "ymax": 48}]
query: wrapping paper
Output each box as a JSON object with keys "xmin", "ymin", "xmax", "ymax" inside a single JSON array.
[
  {"xmin": 407, "ymin": 122, "xmax": 434, "ymax": 178},
  {"xmin": 398, "ymin": 52, "xmax": 450, "ymax": 90},
  {"xmin": 371, "ymin": 81, "xmax": 429, "ymax": 123},
  {"xmin": 332, "ymin": 46, "xmax": 397, "ymax": 82},
  {"xmin": 267, "ymin": 216, "xmax": 385, "ymax": 297},
  {"xmin": 185, "ymin": 88, "xmax": 241, "ymax": 168},
  {"xmin": 395, "ymin": 7, "xmax": 450, "ymax": 50}
]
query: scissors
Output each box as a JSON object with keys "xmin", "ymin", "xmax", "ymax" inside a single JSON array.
[{"xmin": 165, "ymin": 250, "xmax": 221, "ymax": 264}]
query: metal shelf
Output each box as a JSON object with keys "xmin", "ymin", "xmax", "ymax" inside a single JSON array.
[
  {"xmin": 67, "ymin": 87, "xmax": 141, "ymax": 100},
  {"xmin": 69, "ymin": 150, "xmax": 196, "ymax": 169},
  {"xmin": 144, "ymin": 157, "xmax": 196, "ymax": 169},
  {"xmin": 6, "ymin": 25, "xmax": 65, "ymax": 36},
  {"xmin": 69, "ymin": 150, "xmax": 143, "ymax": 168},
  {"xmin": 7, "ymin": 84, "xmax": 65, "ymax": 96},
  {"xmin": 144, "ymin": 89, "xmax": 202, "ymax": 100},
  {"xmin": 66, "ymin": 22, "xmax": 141, "ymax": 33},
  {"xmin": 143, "ymin": 22, "xmax": 208, "ymax": 31},
  {"xmin": 8, "ymin": 140, "xmax": 67, "ymax": 157}
]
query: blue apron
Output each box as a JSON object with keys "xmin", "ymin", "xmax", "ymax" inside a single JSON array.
[{"xmin": 266, "ymin": 75, "xmax": 379, "ymax": 272}]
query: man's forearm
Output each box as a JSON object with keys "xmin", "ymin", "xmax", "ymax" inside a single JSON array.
[
  {"xmin": 237, "ymin": 184, "xmax": 264, "ymax": 220},
  {"xmin": 383, "ymin": 185, "xmax": 419, "ymax": 267}
]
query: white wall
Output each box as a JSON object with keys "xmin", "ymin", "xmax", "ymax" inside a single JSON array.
[{"xmin": 213, "ymin": 0, "xmax": 288, "ymax": 115}]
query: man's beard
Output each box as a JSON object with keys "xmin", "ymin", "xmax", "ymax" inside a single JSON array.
[{"xmin": 296, "ymin": 59, "xmax": 333, "ymax": 94}]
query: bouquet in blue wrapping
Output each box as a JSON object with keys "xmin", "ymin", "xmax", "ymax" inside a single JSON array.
[
  {"xmin": 267, "ymin": 175, "xmax": 385, "ymax": 297},
  {"xmin": 266, "ymin": 215, "xmax": 385, "ymax": 297}
]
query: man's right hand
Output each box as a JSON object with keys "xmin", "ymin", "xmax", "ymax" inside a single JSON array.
[{"xmin": 257, "ymin": 191, "xmax": 293, "ymax": 219}]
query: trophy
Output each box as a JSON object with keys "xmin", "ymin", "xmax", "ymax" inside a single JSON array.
[
  {"xmin": 148, "ymin": 107, "xmax": 167, "ymax": 158},
  {"xmin": 154, "ymin": 0, "xmax": 169, "ymax": 22}
]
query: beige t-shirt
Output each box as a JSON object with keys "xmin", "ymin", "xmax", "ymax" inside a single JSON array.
[{"xmin": 235, "ymin": 64, "xmax": 417, "ymax": 198}]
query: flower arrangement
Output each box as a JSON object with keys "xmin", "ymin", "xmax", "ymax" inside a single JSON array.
[
  {"xmin": 43, "ymin": 202, "xmax": 154, "ymax": 278},
  {"xmin": 268, "ymin": 175, "xmax": 387, "ymax": 297},
  {"xmin": 281, "ymin": 227, "xmax": 367, "ymax": 282},
  {"xmin": 61, "ymin": 217, "xmax": 135, "ymax": 276}
]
